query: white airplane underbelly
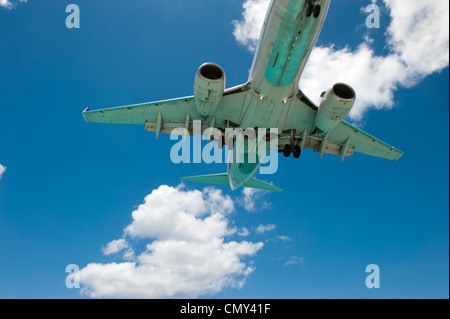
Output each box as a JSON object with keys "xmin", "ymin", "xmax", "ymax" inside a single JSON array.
[{"xmin": 239, "ymin": 0, "xmax": 330, "ymax": 130}]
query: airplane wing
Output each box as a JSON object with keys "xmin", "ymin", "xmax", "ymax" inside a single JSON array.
[
  {"xmin": 327, "ymin": 120, "xmax": 403, "ymax": 161},
  {"xmin": 280, "ymin": 91, "xmax": 404, "ymax": 161},
  {"xmin": 82, "ymin": 96, "xmax": 198, "ymax": 125},
  {"xmin": 82, "ymin": 84, "xmax": 250, "ymax": 137}
]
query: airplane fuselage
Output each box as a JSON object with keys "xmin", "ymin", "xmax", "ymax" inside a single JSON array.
[{"xmin": 227, "ymin": 0, "xmax": 330, "ymax": 190}]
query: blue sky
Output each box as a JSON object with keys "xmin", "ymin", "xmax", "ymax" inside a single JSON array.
[{"xmin": 0, "ymin": 0, "xmax": 448, "ymax": 298}]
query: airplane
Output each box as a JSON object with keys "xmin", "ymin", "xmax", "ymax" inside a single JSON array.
[{"xmin": 82, "ymin": 0, "xmax": 403, "ymax": 192}]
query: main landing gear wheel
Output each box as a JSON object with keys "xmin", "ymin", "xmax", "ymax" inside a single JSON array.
[
  {"xmin": 313, "ymin": 5, "xmax": 321, "ymax": 18},
  {"xmin": 283, "ymin": 144, "xmax": 292, "ymax": 158},
  {"xmin": 293, "ymin": 145, "xmax": 302, "ymax": 159}
]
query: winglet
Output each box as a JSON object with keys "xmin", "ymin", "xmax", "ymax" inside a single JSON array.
[{"xmin": 82, "ymin": 108, "xmax": 90, "ymax": 122}]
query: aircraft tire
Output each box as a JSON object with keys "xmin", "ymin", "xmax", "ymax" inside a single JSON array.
[
  {"xmin": 283, "ymin": 145, "xmax": 292, "ymax": 157},
  {"xmin": 293, "ymin": 146, "xmax": 302, "ymax": 159},
  {"xmin": 313, "ymin": 5, "xmax": 321, "ymax": 18}
]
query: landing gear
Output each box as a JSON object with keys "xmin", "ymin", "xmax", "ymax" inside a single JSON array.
[
  {"xmin": 283, "ymin": 144, "xmax": 292, "ymax": 158},
  {"xmin": 283, "ymin": 144, "xmax": 302, "ymax": 159},
  {"xmin": 281, "ymin": 129, "xmax": 307, "ymax": 159},
  {"xmin": 293, "ymin": 145, "xmax": 302, "ymax": 159},
  {"xmin": 313, "ymin": 5, "xmax": 321, "ymax": 18},
  {"xmin": 306, "ymin": 1, "xmax": 321, "ymax": 19}
]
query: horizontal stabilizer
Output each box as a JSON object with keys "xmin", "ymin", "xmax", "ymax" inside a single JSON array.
[
  {"xmin": 180, "ymin": 174, "xmax": 230, "ymax": 185},
  {"xmin": 244, "ymin": 178, "xmax": 283, "ymax": 192},
  {"xmin": 180, "ymin": 174, "xmax": 283, "ymax": 192}
]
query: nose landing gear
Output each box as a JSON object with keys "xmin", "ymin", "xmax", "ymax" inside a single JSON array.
[
  {"xmin": 313, "ymin": 5, "xmax": 321, "ymax": 18},
  {"xmin": 306, "ymin": 1, "xmax": 321, "ymax": 19}
]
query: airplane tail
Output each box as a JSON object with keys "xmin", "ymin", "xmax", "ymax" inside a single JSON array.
[{"xmin": 180, "ymin": 174, "xmax": 283, "ymax": 192}]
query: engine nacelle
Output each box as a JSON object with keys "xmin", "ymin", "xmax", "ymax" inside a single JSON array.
[
  {"xmin": 194, "ymin": 63, "xmax": 226, "ymax": 116},
  {"xmin": 315, "ymin": 83, "xmax": 356, "ymax": 133}
]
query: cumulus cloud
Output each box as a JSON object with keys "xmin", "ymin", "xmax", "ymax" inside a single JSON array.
[
  {"xmin": 276, "ymin": 235, "xmax": 292, "ymax": 242},
  {"xmin": 0, "ymin": 0, "xmax": 27, "ymax": 9},
  {"xmin": 384, "ymin": 0, "xmax": 449, "ymax": 76},
  {"xmin": 124, "ymin": 186, "xmax": 235, "ymax": 241},
  {"xmin": 102, "ymin": 239, "xmax": 129, "ymax": 256},
  {"xmin": 284, "ymin": 256, "xmax": 304, "ymax": 267},
  {"xmin": 237, "ymin": 188, "xmax": 270, "ymax": 212},
  {"xmin": 232, "ymin": 0, "xmax": 449, "ymax": 120},
  {"xmin": 0, "ymin": 164, "xmax": 6, "ymax": 180},
  {"xmin": 77, "ymin": 185, "xmax": 264, "ymax": 299},
  {"xmin": 238, "ymin": 227, "xmax": 250, "ymax": 237},
  {"xmin": 0, "ymin": 0, "xmax": 12, "ymax": 8},
  {"xmin": 255, "ymin": 224, "xmax": 276, "ymax": 234},
  {"xmin": 300, "ymin": 44, "xmax": 408, "ymax": 119},
  {"xmin": 232, "ymin": 0, "xmax": 270, "ymax": 51}
]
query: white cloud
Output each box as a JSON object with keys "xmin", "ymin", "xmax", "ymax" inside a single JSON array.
[
  {"xmin": 102, "ymin": 239, "xmax": 129, "ymax": 256},
  {"xmin": 238, "ymin": 227, "xmax": 250, "ymax": 237},
  {"xmin": 238, "ymin": 187, "xmax": 270, "ymax": 212},
  {"xmin": 0, "ymin": 0, "xmax": 12, "ymax": 8},
  {"xmin": 0, "ymin": 164, "xmax": 6, "ymax": 180},
  {"xmin": 0, "ymin": 0, "xmax": 27, "ymax": 9},
  {"xmin": 276, "ymin": 235, "xmax": 292, "ymax": 242},
  {"xmin": 284, "ymin": 256, "xmax": 304, "ymax": 267},
  {"xmin": 232, "ymin": 0, "xmax": 271, "ymax": 51},
  {"xmin": 300, "ymin": 43, "xmax": 408, "ymax": 120},
  {"xmin": 232, "ymin": 0, "xmax": 449, "ymax": 120},
  {"xmin": 78, "ymin": 185, "xmax": 263, "ymax": 299},
  {"xmin": 122, "ymin": 248, "xmax": 135, "ymax": 261},
  {"xmin": 124, "ymin": 186, "xmax": 235, "ymax": 242},
  {"xmin": 241, "ymin": 188, "xmax": 258, "ymax": 212},
  {"xmin": 255, "ymin": 224, "xmax": 276, "ymax": 234},
  {"xmin": 384, "ymin": 0, "xmax": 449, "ymax": 76}
]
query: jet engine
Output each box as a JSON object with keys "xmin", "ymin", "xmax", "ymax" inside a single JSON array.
[
  {"xmin": 314, "ymin": 83, "xmax": 356, "ymax": 133},
  {"xmin": 194, "ymin": 63, "xmax": 226, "ymax": 116}
]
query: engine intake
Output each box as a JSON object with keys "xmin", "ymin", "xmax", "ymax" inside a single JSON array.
[
  {"xmin": 194, "ymin": 63, "xmax": 226, "ymax": 116},
  {"xmin": 315, "ymin": 83, "xmax": 356, "ymax": 133}
]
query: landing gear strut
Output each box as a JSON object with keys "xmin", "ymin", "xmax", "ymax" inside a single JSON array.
[{"xmin": 283, "ymin": 128, "xmax": 305, "ymax": 159}]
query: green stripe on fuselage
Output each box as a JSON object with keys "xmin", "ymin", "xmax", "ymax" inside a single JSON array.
[{"xmin": 264, "ymin": 0, "xmax": 318, "ymax": 87}]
